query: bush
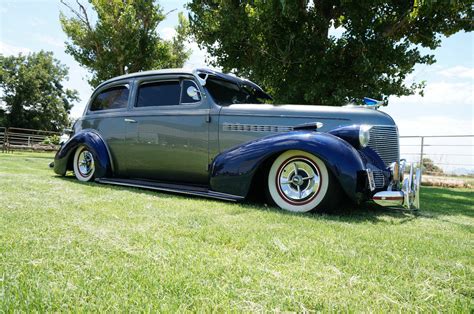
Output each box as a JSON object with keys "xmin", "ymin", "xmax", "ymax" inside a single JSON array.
[{"xmin": 42, "ymin": 135, "xmax": 60, "ymax": 145}]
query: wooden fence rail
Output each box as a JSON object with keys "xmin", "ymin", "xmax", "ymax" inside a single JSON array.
[
  {"xmin": 0, "ymin": 127, "xmax": 6, "ymax": 153},
  {"xmin": 1, "ymin": 127, "xmax": 61, "ymax": 152}
]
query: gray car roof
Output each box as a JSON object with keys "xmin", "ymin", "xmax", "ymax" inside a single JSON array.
[
  {"xmin": 96, "ymin": 68, "xmax": 196, "ymax": 89},
  {"xmin": 95, "ymin": 67, "xmax": 272, "ymax": 100}
]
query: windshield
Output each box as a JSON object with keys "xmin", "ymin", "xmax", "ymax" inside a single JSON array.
[{"xmin": 204, "ymin": 77, "xmax": 266, "ymax": 106}]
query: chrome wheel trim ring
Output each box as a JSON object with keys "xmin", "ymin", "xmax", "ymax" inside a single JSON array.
[
  {"xmin": 276, "ymin": 157, "xmax": 321, "ymax": 205},
  {"xmin": 77, "ymin": 149, "xmax": 95, "ymax": 178}
]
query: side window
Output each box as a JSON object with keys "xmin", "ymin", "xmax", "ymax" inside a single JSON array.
[
  {"xmin": 181, "ymin": 80, "xmax": 201, "ymax": 103},
  {"xmin": 90, "ymin": 86, "xmax": 129, "ymax": 111},
  {"xmin": 136, "ymin": 81, "xmax": 181, "ymax": 107}
]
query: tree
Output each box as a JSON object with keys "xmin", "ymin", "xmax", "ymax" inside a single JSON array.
[
  {"xmin": 422, "ymin": 158, "xmax": 444, "ymax": 175},
  {"xmin": 0, "ymin": 51, "xmax": 78, "ymax": 131},
  {"xmin": 60, "ymin": 0, "xmax": 191, "ymax": 87},
  {"xmin": 187, "ymin": 0, "xmax": 472, "ymax": 105},
  {"xmin": 0, "ymin": 106, "xmax": 6, "ymax": 126}
]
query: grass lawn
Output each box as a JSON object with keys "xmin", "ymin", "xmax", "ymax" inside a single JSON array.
[{"xmin": 1, "ymin": 152, "xmax": 473, "ymax": 311}]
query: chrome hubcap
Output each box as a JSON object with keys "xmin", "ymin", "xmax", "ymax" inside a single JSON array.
[
  {"xmin": 278, "ymin": 158, "xmax": 321, "ymax": 203},
  {"xmin": 78, "ymin": 150, "xmax": 94, "ymax": 177}
]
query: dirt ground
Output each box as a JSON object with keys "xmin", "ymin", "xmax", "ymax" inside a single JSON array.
[{"xmin": 422, "ymin": 175, "xmax": 474, "ymax": 189}]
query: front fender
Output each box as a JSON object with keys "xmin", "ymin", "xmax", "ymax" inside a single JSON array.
[
  {"xmin": 210, "ymin": 131, "xmax": 366, "ymax": 201},
  {"xmin": 53, "ymin": 130, "xmax": 112, "ymax": 178}
]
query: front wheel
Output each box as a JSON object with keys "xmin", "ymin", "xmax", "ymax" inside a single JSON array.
[
  {"xmin": 267, "ymin": 150, "xmax": 337, "ymax": 213},
  {"xmin": 73, "ymin": 145, "xmax": 96, "ymax": 182}
]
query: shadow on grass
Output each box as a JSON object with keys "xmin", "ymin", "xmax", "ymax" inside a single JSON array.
[
  {"xmin": 419, "ymin": 187, "xmax": 473, "ymax": 218},
  {"xmin": 54, "ymin": 176, "xmax": 473, "ymax": 224}
]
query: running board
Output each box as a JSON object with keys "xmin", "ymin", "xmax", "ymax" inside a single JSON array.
[{"xmin": 95, "ymin": 178, "xmax": 245, "ymax": 202}]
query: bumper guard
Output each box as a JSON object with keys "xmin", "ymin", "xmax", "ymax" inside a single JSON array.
[{"xmin": 372, "ymin": 162, "xmax": 421, "ymax": 210}]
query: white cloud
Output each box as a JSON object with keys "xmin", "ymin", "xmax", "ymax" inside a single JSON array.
[
  {"xmin": 384, "ymin": 73, "xmax": 473, "ymax": 137},
  {"xmin": 63, "ymin": 62, "xmax": 93, "ymax": 118},
  {"xmin": 418, "ymin": 81, "xmax": 472, "ymax": 105},
  {"xmin": 0, "ymin": 41, "xmax": 31, "ymax": 55},
  {"xmin": 438, "ymin": 66, "xmax": 474, "ymax": 79},
  {"xmin": 184, "ymin": 41, "xmax": 214, "ymax": 69},
  {"xmin": 158, "ymin": 27, "xmax": 176, "ymax": 41},
  {"xmin": 393, "ymin": 116, "xmax": 473, "ymax": 136},
  {"xmin": 387, "ymin": 72, "xmax": 473, "ymax": 111},
  {"xmin": 37, "ymin": 35, "xmax": 65, "ymax": 49}
]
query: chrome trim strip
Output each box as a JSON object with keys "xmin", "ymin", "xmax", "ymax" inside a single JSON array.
[
  {"xmin": 96, "ymin": 178, "xmax": 244, "ymax": 202},
  {"xmin": 220, "ymin": 113, "xmax": 349, "ymax": 120},
  {"xmin": 223, "ymin": 123, "xmax": 294, "ymax": 133}
]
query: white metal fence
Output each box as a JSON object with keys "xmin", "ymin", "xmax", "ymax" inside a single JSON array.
[{"xmin": 399, "ymin": 135, "xmax": 474, "ymax": 177}]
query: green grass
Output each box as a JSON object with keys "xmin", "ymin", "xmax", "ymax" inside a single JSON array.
[{"xmin": 1, "ymin": 152, "xmax": 473, "ymax": 311}]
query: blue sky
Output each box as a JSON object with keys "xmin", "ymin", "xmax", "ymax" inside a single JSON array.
[{"xmin": 0, "ymin": 0, "xmax": 472, "ymax": 139}]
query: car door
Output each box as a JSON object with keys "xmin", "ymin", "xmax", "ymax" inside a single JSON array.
[
  {"xmin": 80, "ymin": 81, "xmax": 131, "ymax": 176},
  {"xmin": 122, "ymin": 75, "xmax": 210, "ymax": 184}
]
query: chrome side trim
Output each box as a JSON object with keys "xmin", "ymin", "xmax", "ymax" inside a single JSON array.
[
  {"xmin": 95, "ymin": 178, "xmax": 244, "ymax": 202},
  {"xmin": 220, "ymin": 113, "xmax": 350, "ymax": 120},
  {"xmin": 223, "ymin": 123, "xmax": 294, "ymax": 133}
]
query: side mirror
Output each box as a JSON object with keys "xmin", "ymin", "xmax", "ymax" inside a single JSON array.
[{"xmin": 186, "ymin": 86, "xmax": 200, "ymax": 101}]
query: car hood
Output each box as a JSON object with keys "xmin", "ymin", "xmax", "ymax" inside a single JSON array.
[{"xmin": 219, "ymin": 103, "xmax": 396, "ymax": 127}]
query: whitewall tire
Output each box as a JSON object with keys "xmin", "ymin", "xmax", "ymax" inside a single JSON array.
[
  {"xmin": 267, "ymin": 150, "xmax": 330, "ymax": 213},
  {"xmin": 73, "ymin": 145, "xmax": 96, "ymax": 182}
]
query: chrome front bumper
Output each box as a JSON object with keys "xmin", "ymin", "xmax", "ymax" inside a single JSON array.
[{"xmin": 371, "ymin": 162, "xmax": 421, "ymax": 210}]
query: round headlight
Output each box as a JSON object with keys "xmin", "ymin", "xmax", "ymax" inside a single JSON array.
[{"xmin": 359, "ymin": 125, "xmax": 372, "ymax": 148}]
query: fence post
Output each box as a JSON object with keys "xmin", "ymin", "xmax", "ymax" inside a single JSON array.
[
  {"xmin": 419, "ymin": 136, "xmax": 424, "ymax": 170},
  {"xmin": 6, "ymin": 127, "xmax": 9, "ymax": 153}
]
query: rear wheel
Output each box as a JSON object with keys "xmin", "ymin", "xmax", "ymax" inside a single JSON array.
[
  {"xmin": 73, "ymin": 145, "xmax": 96, "ymax": 182},
  {"xmin": 267, "ymin": 150, "xmax": 337, "ymax": 213}
]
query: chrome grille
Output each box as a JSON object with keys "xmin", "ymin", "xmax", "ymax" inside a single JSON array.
[
  {"xmin": 368, "ymin": 125, "xmax": 399, "ymax": 166},
  {"xmin": 373, "ymin": 170, "xmax": 385, "ymax": 188}
]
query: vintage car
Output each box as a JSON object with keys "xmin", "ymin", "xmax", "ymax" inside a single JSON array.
[{"xmin": 52, "ymin": 68, "xmax": 421, "ymax": 212}]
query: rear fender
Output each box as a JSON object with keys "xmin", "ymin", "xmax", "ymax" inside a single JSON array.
[
  {"xmin": 210, "ymin": 131, "xmax": 366, "ymax": 201},
  {"xmin": 53, "ymin": 130, "xmax": 112, "ymax": 178}
]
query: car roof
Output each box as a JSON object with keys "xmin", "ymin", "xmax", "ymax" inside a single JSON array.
[
  {"xmin": 96, "ymin": 68, "xmax": 195, "ymax": 89},
  {"xmin": 96, "ymin": 67, "xmax": 272, "ymax": 100}
]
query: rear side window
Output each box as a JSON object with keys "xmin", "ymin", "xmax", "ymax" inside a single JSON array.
[
  {"xmin": 136, "ymin": 81, "xmax": 181, "ymax": 107},
  {"xmin": 181, "ymin": 80, "xmax": 201, "ymax": 103},
  {"xmin": 90, "ymin": 86, "xmax": 129, "ymax": 111}
]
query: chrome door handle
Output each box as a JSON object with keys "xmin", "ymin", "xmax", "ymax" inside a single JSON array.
[{"xmin": 124, "ymin": 118, "xmax": 137, "ymax": 123}]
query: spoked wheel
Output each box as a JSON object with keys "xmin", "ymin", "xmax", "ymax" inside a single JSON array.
[
  {"xmin": 267, "ymin": 150, "xmax": 335, "ymax": 213},
  {"xmin": 73, "ymin": 145, "xmax": 96, "ymax": 182}
]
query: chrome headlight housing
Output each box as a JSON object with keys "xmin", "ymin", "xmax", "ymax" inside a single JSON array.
[
  {"xmin": 359, "ymin": 125, "xmax": 372, "ymax": 148},
  {"xmin": 329, "ymin": 124, "xmax": 373, "ymax": 149}
]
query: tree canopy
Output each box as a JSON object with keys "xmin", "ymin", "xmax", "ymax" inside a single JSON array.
[
  {"xmin": 60, "ymin": 0, "xmax": 191, "ymax": 87},
  {"xmin": 422, "ymin": 157, "xmax": 444, "ymax": 175},
  {"xmin": 0, "ymin": 51, "xmax": 78, "ymax": 131},
  {"xmin": 188, "ymin": 0, "xmax": 473, "ymax": 105}
]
